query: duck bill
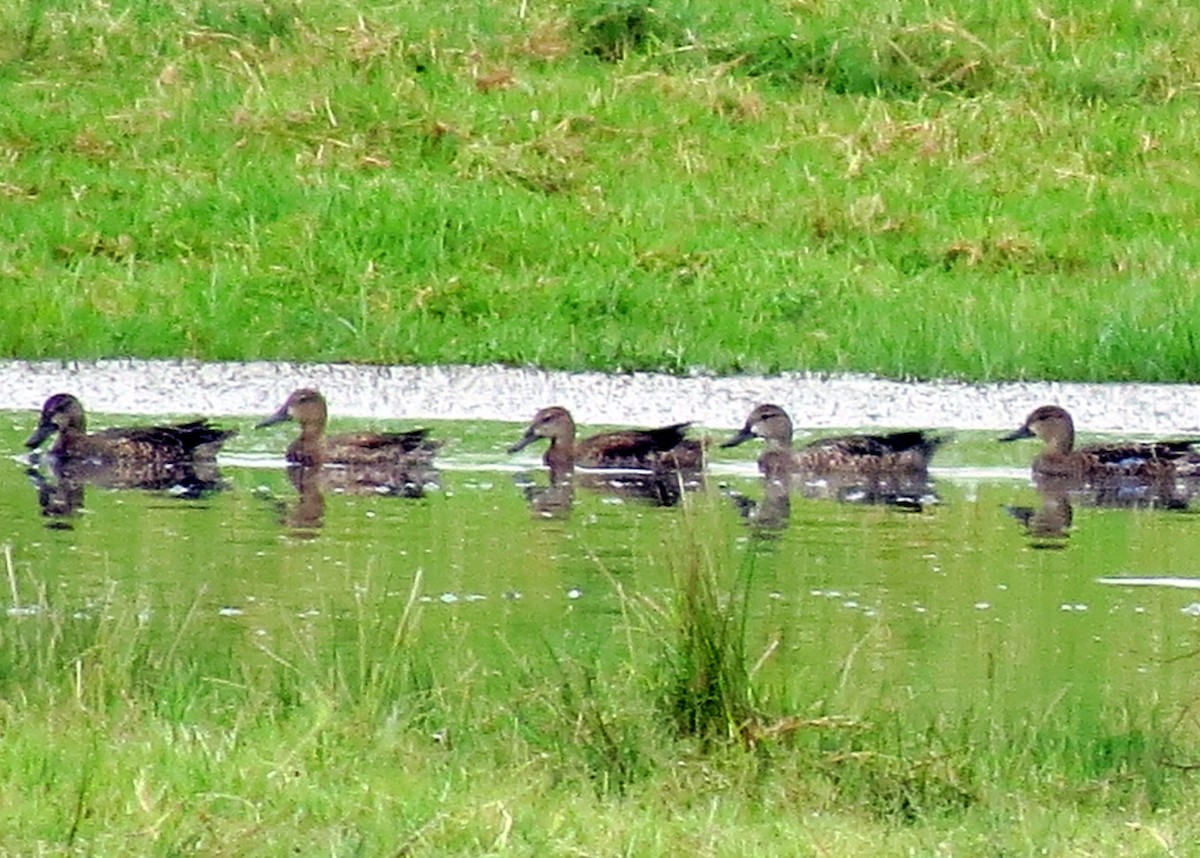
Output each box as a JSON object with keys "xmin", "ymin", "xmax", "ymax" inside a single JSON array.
[
  {"xmin": 721, "ymin": 426, "xmax": 756, "ymax": 449},
  {"xmin": 508, "ymin": 429, "xmax": 539, "ymax": 454},
  {"xmin": 255, "ymin": 404, "xmax": 291, "ymax": 429},
  {"xmin": 25, "ymin": 421, "xmax": 55, "ymax": 450},
  {"xmin": 998, "ymin": 425, "xmax": 1035, "ymax": 443}
]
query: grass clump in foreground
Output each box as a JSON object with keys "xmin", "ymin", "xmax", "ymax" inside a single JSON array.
[
  {"xmin": 3, "ymin": 0, "xmax": 1200, "ymax": 380},
  {"xmin": 1, "ymin": 518, "xmax": 1199, "ymax": 855}
]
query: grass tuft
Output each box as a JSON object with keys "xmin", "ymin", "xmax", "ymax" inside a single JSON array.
[
  {"xmin": 572, "ymin": 0, "xmax": 687, "ymax": 62},
  {"xmin": 652, "ymin": 503, "xmax": 760, "ymax": 742}
]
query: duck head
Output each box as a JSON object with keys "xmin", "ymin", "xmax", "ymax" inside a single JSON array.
[
  {"xmin": 509, "ymin": 406, "xmax": 576, "ymax": 453},
  {"xmin": 1000, "ymin": 405, "xmax": 1075, "ymax": 455},
  {"xmin": 26, "ymin": 393, "xmax": 86, "ymax": 450},
  {"xmin": 257, "ymin": 388, "xmax": 329, "ymax": 433},
  {"xmin": 722, "ymin": 404, "xmax": 794, "ymax": 449}
]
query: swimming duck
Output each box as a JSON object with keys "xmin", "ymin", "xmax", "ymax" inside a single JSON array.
[
  {"xmin": 722, "ymin": 404, "xmax": 946, "ymax": 477},
  {"xmin": 508, "ymin": 406, "xmax": 704, "ymax": 473},
  {"xmin": 256, "ymin": 388, "xmax": 440, "ymax": 468},
  {"xmin": 25, "ymin": 393, "xmax": 236, "ymax": 463},
  {"xmin": 1000, "ymin": 404, "xmax": 1199, "ymax": 479}
]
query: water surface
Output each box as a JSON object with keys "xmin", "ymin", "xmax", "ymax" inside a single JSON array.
[{"xmin": 3, "ymin": 414, "xmax": 1199, "ymax": 726}]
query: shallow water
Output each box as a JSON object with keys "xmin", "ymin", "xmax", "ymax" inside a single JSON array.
[{"xmin": 4, "ymin": 412, "xmax": 1200, "ymax": 724}]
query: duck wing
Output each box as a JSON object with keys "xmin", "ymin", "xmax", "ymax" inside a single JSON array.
[
  {"xmin": 325, "ymin": 430, "xmax": 442, "ymax": 467},
  {"xmin": 805, "ymin": 430, "xmax": 945, "ymax": 458},
  {"xmin": 341, "ymin": 428, "xmax": 437, "ymax": 453},
  {"xmin": 167, "ymin": 420, "xmax": 238, "ymax": 455},
  {"xmin": 643, "ymin": 422, "xmax": 693, "ymax": 451},
  {"xmin": 91, "ymin": 421, "xmax": 236, "ymax": 458},
  {"xmin": 580, "ymin": 423, "xmax": 692, "ymax": 466}
]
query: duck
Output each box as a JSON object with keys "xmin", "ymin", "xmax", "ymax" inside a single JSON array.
[
  {"xmin": 25, "ymin": 393, "xmax": 236, "ymax": 463},
  {"xmin": 508, "ymin": 406, "xmax": 704, "ymax": 473},
  {"xmin": 721, "ymin": 404, "xmax": 946, "ymax": 478},
  {"xmin": 1000, "ymin": 404, "xmax": 1199, "ymax": 479},
  {"xmin": 256, "ymin": 388, "xmax": 440, "ymax": 468}
]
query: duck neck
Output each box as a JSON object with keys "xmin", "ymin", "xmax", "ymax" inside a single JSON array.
[
  {"xmin": 52, "ymin": 424, "xmax": 88, "ymax": 457},
  {"xmin": 1042, "ymin": 429, "xmax": 1074, "ymax": 456},
  {"xmin": 544, "ymin": 436, "xmax": 575, "ymax": 471},
  {"xmin": 288, "ymin": 420, "xmax": 326, "ymax": 466}
]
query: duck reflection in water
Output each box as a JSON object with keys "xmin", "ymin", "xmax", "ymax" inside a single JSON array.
[
  {"xmin": 514, "ymin": 465, "xmax": 702, "ymax": 519},
  {"xmin": 509, "ymin": 407, "xmax": 705, "ymax": 517},
  {"xmin": 1006, "ymin": 474, "xmax": 1197, "ymax": 549},
  {"xmin": 513, "ymin": 468, "xmax": 575, "ymax": 519},
  {"xmin": 277, "ymin": 465, "xmax": 326, "ymax": 533},
  {"xmin": 268, "ymin": 461, "xmax": 439, "ymax": 535},
  {"xmin": 26, "ymin": 457, "xmax": 229, "ymax": 529},
  {"xmin": 726, "ymin": 470, "xmax": 937, "ymax": 537},
  {"xmin": 726, "ymin": 476, "xmax": 792, "ymax": 536},
  {"xmin": 1006, "ymin": 486, "xmax": 1073, "ymax": 549}
]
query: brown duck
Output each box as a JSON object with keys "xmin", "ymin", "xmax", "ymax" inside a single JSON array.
[
  {"xmin": 256, "ymin": 388, "xmax": 440, "ymax": 468},
  {"xmin": 722, "ymin": 404, "xmax": 946, "ymax": 478},
  {"xmin": 26, "ymin": 393, "xmax": 236, "ymax": 463},
  {"xmin": 508, "ymin": 406, "xmax": 704, "ymax": 473},
  {"xmin": 1000, "ymin": 404, "xmax": 1199, "ymax": 479}
]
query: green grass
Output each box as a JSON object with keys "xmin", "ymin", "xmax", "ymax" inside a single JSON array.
[{"xmin": 3, "ymin": 0, "xmax": 1200, "ymax": 380}]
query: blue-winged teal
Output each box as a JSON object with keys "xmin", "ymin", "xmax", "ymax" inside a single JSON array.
[
  {"xmin": 722, "ymin": 404, "xmax": 946, "ymax": 477},
  {"xmin": 1000, "ymin": 405, "xmax": 1199, "ymax": 479},
  {"xmin": 26, "ymin": 393, "xmax": 236, "ymax": 463},
  {"xmin": 509, "ymin": 406, "xmax": 704, "ymax": 473},
  {"xmin": 257, "ymin": 388, "xmax": 441, "ymax": 468}
]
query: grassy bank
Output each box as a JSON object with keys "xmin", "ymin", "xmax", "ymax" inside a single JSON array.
[
  {"xmin": 1, "ymin": 492, "xmax": 1199, "ymax": 856},
  {"xmin": 3, "ymin": 0, "xmax": 1200, "ymax": 380}
]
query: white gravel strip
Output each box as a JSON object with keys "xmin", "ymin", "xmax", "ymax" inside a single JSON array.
[{"xmin": 1, "ymin": 359, "xmax": 1199, "ymax": 433}]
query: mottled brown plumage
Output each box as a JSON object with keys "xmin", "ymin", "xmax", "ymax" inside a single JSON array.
[
  {"xmin": 508, "ymin": 406, "xmax": 704, "ymax": 473},
  {"xmin": 256, "ymin": 388, "xmax": 441, "ymax": 468},
  {"xmin": 26, "ymin": 393, "xmax": 236, "ymax": 463},
  {"xmin": 722, "ymin": 404, "xmax": 946, "ymax": 478},
  {"xmin": 1000, "ymin": 405, "xmax": 1199, "ymax": 479}
]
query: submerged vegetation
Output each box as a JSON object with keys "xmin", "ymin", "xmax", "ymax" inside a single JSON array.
[{"xmin": 3, "ymin": 0, "xmax": 1200, "ymax": 379}]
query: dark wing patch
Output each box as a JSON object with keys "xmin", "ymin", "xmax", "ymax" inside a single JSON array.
[
  {"xmin": 644, "ymin": 422, "xmax": 692, "ymax": 451},
  {"xmin": 581, "ymin": 423, "xmax": 692, "ymax": 467},
  {"xmin": 349, "ymin": 429, "xmax": 434, "ymax": 453}
]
